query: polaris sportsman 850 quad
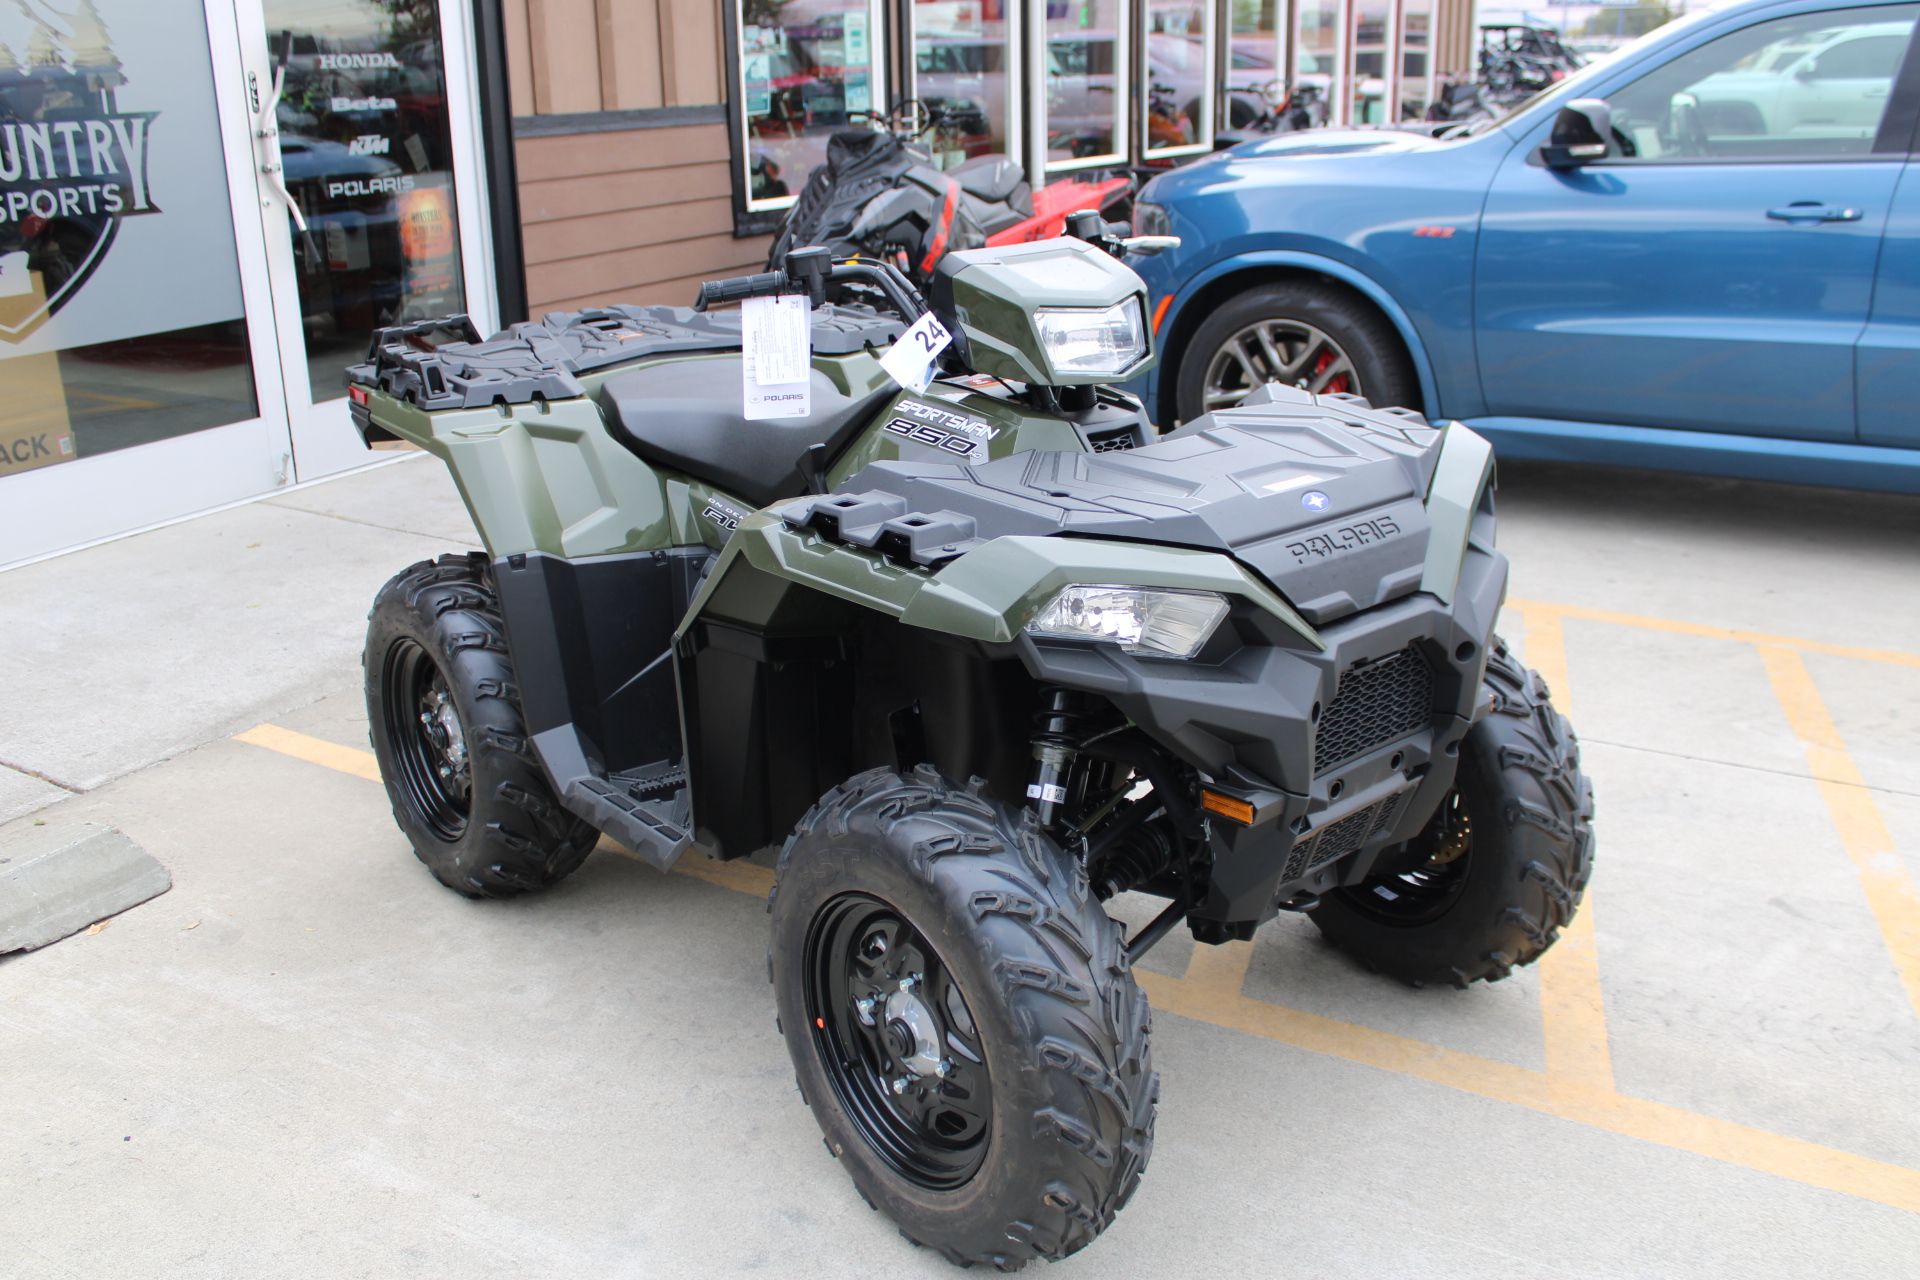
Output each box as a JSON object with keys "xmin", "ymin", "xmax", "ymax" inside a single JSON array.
[{"xmin": 349, "ymin": 224, "xmax": 1594, "ymax": 1270}]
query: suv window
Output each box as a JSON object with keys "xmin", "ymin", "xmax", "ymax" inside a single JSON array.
[{"xmin": 1605, "ymin": 5, "xmax": 1917, "ymax": 162}]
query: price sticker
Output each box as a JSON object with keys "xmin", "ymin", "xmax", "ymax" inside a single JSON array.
[
  {"xmin": 878, "ymin": 311, "xmax": 953, "ymax": 393},
  {"xmin": 741, "ymin": 294, "xmax": 811, "ymax": 420}
]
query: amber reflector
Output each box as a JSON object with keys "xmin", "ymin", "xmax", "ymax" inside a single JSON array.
[{"xmin": 1199, "ymin": 789, "xmax": 1254, "ymax": 825}]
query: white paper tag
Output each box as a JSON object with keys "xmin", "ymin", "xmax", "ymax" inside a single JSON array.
[
  {"xmin": 878, "ymin": 311, "xmax": 953, "ymax": 393},
  {"xmin": 742, "ymin": 294, "xmax": 811, "ymax": 420}
]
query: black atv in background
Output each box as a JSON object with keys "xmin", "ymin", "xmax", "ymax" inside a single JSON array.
[{"xmin": 767, "ymin": 99, "xmax": 1132, "ymax": 290}]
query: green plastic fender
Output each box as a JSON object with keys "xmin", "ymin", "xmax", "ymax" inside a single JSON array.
[
  {"xmin": 1419, "ymin": 421, "xmax": 1496, "ymax": 605},
  {"xmin": 678, "ymin": 514, "xmax": 1323, "ymax": 649}
]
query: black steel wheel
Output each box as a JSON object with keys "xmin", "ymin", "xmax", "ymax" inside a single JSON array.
[
  {"xmin": 805, "ymin": 895, "xmax": 993, "ymax": 1191},
  {"xmin": 1173, "ymin": 281, "xmax": 1420, "ymax": 424},
  {"xmin": 770, "ymin": 766, "xmax": 1156, "ymax": 1270},
  {"xmin": 380, "ymin": 637, "xmax": 471, "ymax": 843},
  {"xmin": 1311, "ymin": 638, "xmax": 1596, "ymax": 987},
  {"xmin": 365, "ymin": 553, "xmax": 597, "ymax": 898}
]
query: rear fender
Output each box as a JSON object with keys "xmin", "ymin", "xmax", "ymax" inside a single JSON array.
[{"xmin": 357, "ymin": 390, "xmax": 677, "ymax": 559}]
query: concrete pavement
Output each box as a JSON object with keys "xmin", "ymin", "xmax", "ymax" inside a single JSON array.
[{"xmin": 2, "ymin": 454, "xmax": 1917, "ymax": 1277}]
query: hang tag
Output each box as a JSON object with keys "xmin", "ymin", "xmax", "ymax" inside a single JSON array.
[
  {"xmin": 742, "ymin": 294, "xmax": 811, "ymax": 420},
  {"xmin": 878, "ymin": 311, "xmax": 953, "ymax": 393}
]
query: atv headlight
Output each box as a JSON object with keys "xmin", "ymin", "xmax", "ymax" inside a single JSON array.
[
  {"xmin": 1026, "ymin": 585, "xmax": 1228, "ymax": 659},
  {"xmin": 1033, "ymin": 301, "xmax": 1147, "ymax": 379}
]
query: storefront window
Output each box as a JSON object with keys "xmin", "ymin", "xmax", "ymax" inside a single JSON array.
[
  {"xmin": 912, "ymin": 0, "xmax": 1012, "ymax": 169},
  {"xmin": 1227, "ymin": 1, "xmax": 1283, "ymax": 131},
  {"xmin": 1400, "ymin": 0, "xmax": 1434, "ymax": 120},
  {"xmin": 1348, "ymin": 0, "xmax": 1394, "ymax": 124},
  {"xmin": 1143, "ymin": 1, "xmax": 1213, "ymax": 156},
  {"xmin": 1294, "ymin": 0, "xmax": 1342, "ymax": 127},
  {"xmin": 267, "ymin": 0, "xmax": 470, "ymax": 407},
  {"xmin": 738, "ymin": 1, "xmax": 885, "ymax": 209},
  {"xmin": 0, "ymin": 0, "xmax": 256, "ymax": 481},
  {"xmin": 1042, "ymin": 0, "xmax": 1126, "ymax": 168}
]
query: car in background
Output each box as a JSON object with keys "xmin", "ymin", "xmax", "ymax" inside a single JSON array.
[{"xmin": 1125, "ymin": 0, "xmax": 1920, "ymax": 493}]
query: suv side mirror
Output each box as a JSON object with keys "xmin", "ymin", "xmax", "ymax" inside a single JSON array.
[
  {"xmin": 1794, "ymin": 58, "xmax": 1818, "ymax": 81},
  {"xmin": 1540, "ymin": 98, "xmax": 1613, "ymax": 168}
]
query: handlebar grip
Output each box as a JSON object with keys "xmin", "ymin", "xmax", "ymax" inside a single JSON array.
[{"xmin": 694, "ymin": 269, "xmax": 791, "ymax": 310}]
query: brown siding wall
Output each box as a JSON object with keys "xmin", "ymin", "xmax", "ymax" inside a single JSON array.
[
  {"xmin": 502, "ymin": 0, "xmax": 757, "ymax": 316},
  {"xmin": 517, "ymin": 123, "xmax": 767, "ymax": 314}
]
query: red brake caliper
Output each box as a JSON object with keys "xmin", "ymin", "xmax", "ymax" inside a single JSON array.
[{"xmin": 1313, "ymin": 350, "xmax": 1350, "ymax": 395}]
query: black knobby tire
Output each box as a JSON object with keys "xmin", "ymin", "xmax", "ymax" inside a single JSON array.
[
  {"xmin": 1174, "ymin": 280, "xmax": 1421, "ymax": 424},
  {"xmin": 1311, "ymin": 639, "xmax": 1596, "ymax": 988},
  {"xmin": 769, "ymin": 766, "xmax": 1157, "ymax": 1269},
  {"xmin": 364, "ymin": 552, "xmax": 596, "ymax": 898}
]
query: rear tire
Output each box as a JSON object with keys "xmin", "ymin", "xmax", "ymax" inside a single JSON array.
[
  {"xmin": 1175, "ymin": 281, "xmax": 1420, "ymax": 424},
  {"xmin": 769, "ymin": 766, "xmax": 1156, "ymax": 1269},
  {"xmin": 1310, "ymin": 639, "xmax": 1596, "ymax": 987},
  {"xmin": 365, "ymin": 553, "xmax": 596, "ymax": 899}
]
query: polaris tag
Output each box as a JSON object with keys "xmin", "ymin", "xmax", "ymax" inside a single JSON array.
[{"xmin": 742, "ymin": 294, "xmax": 811, "ymax": 420}]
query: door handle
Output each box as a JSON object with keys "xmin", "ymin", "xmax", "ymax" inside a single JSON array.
[
  {"xmin": 1766, "ymin": 202, "xmax": 1862, "ymax": 224},
  {"xmin": 254, "ymin": 64, "xmax": 308, "ymax": 233}
]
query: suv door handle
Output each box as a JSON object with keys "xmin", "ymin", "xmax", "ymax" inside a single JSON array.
[{"xmin": 1767, "ymin": 202, "xmax": 1862, "ymax": 224}]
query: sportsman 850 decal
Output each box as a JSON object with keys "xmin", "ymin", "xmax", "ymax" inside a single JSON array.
[{"xmin": 883, "ymin": 415, "xmax": 996, "ymax": 460}]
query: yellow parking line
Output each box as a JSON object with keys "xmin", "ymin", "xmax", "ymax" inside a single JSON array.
[
  {"xmin": 234, "ymin": 719, "xmax": 1920, "ymax": 1215},
  {"xmin": 1757, "ymin": 646, "xmax": 1920, "ymax": 1020},
  {"xmin": 1515, "ymin": 603, "xmax": 1617, "ymax": 1096},
  {"xmin": 234, "ymin": 723, "xmax": 383, "ymax": 783},
  {"xmin": 1138, "ymin": 967, "xmax": 1920, "ymax": 1214},
  {"xmin": 1509, "ymin": 598, "xmax": 1920, "ymax": 670}
]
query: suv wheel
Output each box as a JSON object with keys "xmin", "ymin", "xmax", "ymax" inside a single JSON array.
[{"xmin": 1175, "ymin": 281, "xmax": 1419, "ymax": 423}]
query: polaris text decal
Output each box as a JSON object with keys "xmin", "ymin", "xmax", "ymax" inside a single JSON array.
[{"xmin": 1285, "ymin": 516, "xmax": 1401, "ymax": 564}]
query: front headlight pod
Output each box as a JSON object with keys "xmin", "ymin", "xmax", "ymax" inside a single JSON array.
[
  {"xmin": 1025, "ymin": 585, "xmax": 1228, "ymax": 659},
  {"xmin": 1033, "ymin": 300, "xmax": 1146, "ymax": 379}
]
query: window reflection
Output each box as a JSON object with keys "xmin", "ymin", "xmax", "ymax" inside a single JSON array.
[
  {"xmin": 741, "ymin": 1, "xmax": 881, "ymax": 205},
  {"xmin": 913, "ymin": 0, "xmax": 1009, "ymax": 168},
  {"xmin": 1044, "ymin": 0, "xmax": 1124, "ymax": 166},
  {"xmin": 1144, "ymin": 1, "xmax": 1210, "ymax": 154}
]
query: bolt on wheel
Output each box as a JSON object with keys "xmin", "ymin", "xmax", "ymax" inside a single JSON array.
[{"xmin": 804, "ymin": 893, "xmax": 992, "ymax": 1192}]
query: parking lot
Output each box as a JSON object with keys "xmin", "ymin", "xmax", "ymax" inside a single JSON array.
[{"xmin": 4, "ymin": 455, "xmax": 1918, "ymax": 1278}]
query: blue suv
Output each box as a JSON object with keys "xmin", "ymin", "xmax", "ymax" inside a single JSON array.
[{"xmin": 1127, "ymin": 0, "xmax": 1920, "ymax": 493}]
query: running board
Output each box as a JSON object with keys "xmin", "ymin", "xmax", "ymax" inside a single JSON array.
[{"xmin": 565, "ymin": 765, "xmax": 693, "ymax": 871}]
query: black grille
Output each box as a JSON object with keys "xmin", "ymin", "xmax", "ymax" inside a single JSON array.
[
  {"xmin": 1314, "ymin": 648, "xmax": 1434, "ymax": 774},
  {"xmin": 1279, "ymin": 790, "xmax": 1410, "ymax": 884},
  {"xmin": 1084, "ymin": 426, "xmax": 1138, "ymax": 452}
]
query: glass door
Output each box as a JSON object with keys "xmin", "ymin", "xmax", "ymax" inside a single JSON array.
[
  {"xmin": 1141, "ymin": 1, "xmax": 1214, "ymax": 160},
  {"xmin": 0, "ymin": 0, "xmax": 291, "ymax": 567},
  {"xmin": 235, "ymin": 0, "xmax": 497, "ymax": 481},
  {"xmin": 1294, "ymin": 0, "xmax": 1343, "ymax": 127},
  {"xmin": 908, "ymin": 0, "xmax": 1018, "ymax": 170},
  {"xmin": 1033, "ymin": 0, "xmax": 1129, "ymax": 173},
  {"xmin": 1346, "ymin": 0, "xmax": 1396, "ymax": 125}
]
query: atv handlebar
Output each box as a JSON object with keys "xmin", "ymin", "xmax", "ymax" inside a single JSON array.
[{"xmin": 695, "ymin": 249, "xmax": 928, "ymax": 324}]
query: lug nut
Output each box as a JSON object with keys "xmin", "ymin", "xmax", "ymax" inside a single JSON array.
[
  {"xmin": 856, "ymin": 998, "xmax": 875, "ymax": 1021},
  {"xmin": 935, "ymin": 1059, "xmax": 953, "ymax": 1079},
  {"xmin": 438, "ymin": 765, "xmax": 451, "ymax": 779},
  {"xmin": 419, "ymin": 712, "xmax": 432, "ymax": 725},
  {"xmin": 891, "ymin": 1078, "xmax": 909, "ymax": 1095}
]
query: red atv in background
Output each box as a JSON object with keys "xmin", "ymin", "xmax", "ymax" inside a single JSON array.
[{"xmin": 766, "ymin": 100, "xmax": 1133, "ymax": 288}]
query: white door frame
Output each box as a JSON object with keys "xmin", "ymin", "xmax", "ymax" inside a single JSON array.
[
  {"xmin": 231, "ymin": 0, "xmax": 499, "ymax": 484},
  {"xmin": 0, "ymin": 0, "xmax": 297, "ymax": 571}
]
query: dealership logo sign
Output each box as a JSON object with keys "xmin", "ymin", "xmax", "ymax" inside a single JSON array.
[{"xmin": 0, "ymin": 1, "xmax": 157, "ymax": 344}]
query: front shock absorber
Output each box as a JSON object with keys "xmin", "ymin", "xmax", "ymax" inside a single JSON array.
[{"xmin": 1027, "ymin": 689, "xmax": 1081, "ymax": 828}]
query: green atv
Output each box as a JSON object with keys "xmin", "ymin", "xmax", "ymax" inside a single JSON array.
[{"xmin": 350, "ymin": 223, "xmax": 1594, "ymax": 1269}]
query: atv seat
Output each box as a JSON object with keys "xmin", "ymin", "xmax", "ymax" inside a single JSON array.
[
  {"xmin": 950, "ymin": 154, "xmax": 1030, "ymax": 209},
  {"xmin": 600, "ymin": 357, "xmax": 894, "ymax": 509}
]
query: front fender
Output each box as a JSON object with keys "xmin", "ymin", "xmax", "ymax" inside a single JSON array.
[{"xmin": 678, "ymin": 514, "xmax": 1322, "ymax": 649}]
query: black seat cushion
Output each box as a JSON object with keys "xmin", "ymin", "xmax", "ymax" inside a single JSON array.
[{"xmin": 600, "ymin": 356, "xmax": 895, "ymax": 509}]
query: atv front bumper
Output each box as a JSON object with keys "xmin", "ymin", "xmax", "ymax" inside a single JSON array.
[{"xmin": 1017, "ymin": 538, "xmax": 1508, "ymax": 931}]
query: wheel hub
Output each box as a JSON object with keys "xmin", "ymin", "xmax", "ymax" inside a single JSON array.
[
  {"xmin": 883, "ymin": 979, "xmax": 946, "ymax": 1079},
  {"xmin": 803, "ymin": 895, "xmax": 992, "ymax": 1190},
  {"xmin": 1201, "ymin": 317, "xmax": 1361, "ymax": 413}
]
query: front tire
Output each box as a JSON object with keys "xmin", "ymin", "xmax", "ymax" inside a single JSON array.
[
  {"xmin": 1310, "ymin": 639, "xmax": 1596, "ymax": 987},
  {"xmin": 365, "ymin": 553, "xmax": 597, "ymax": 898},
  {"xmin": 1174, "ymin": 281, "xmax": 1420, "ymax": 424},
  {"xmin": 769, "ymin": 766, "xmax": 1156, "ymax": 1269}
]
